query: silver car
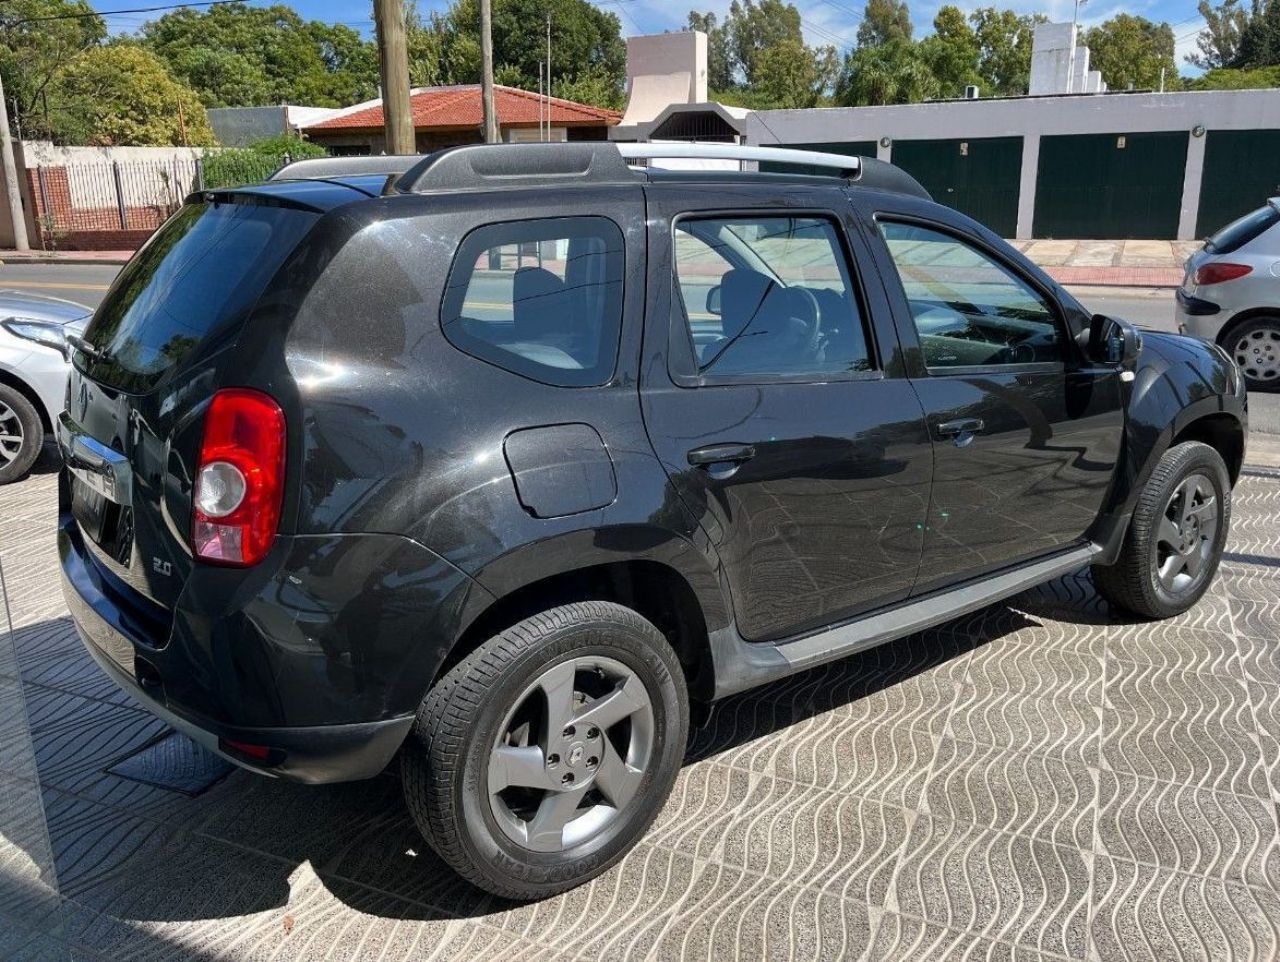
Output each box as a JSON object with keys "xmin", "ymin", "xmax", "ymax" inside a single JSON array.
[
  {"xmin": 1176, "ymin": 198, "xmax": 1280, "ymax": 391},
  {"xmin": 0, "ymin": 290, "xmax": 91, "ymax": 483}
]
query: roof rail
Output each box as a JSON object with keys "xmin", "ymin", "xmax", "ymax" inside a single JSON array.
[
  {"xmin": 395, "ymin": 143, "xmax": 638, "ymax": 194},
  {"xmin": 391, "ymin": 142, "xmax": 930, "ymax": 200},
  {"xmin": 269, "ymin": 155, "xmax": 423, "ymax": 182},
  {"xmin": 616, "ymin": 142, "xmax": 860, "ymax": 176}
]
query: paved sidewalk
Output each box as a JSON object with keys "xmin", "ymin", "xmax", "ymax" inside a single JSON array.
[{"xmin": 1009, "ymin": 239, "xmax": 1199, "ymax": 288}]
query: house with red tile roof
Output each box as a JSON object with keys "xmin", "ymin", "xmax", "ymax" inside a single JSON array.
[{"xmin": 302, "ymin": 84, "xmax": 621, "ymax": 155}]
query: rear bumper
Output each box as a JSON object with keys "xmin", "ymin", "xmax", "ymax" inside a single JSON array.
[
  {"xmin": 1175, "ymin": 288, "xmax": 1221, "ymax": 317},
  {"xmin": 56, "ymin": 507, "xmax": 483, "ymax": 783}
]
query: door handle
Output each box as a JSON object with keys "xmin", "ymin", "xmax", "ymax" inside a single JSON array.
[
  {"xmin": 687, "ymin": 443, "xmax": 756, "ymax": 467},
  {"xmin": 935, "ymin": 418, "xmax": 985, "ymax": 446}
]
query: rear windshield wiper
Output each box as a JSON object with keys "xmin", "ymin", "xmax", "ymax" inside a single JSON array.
[{"xmin": 66, "ymin": 333, "xmax": 109, "ymax": 362}]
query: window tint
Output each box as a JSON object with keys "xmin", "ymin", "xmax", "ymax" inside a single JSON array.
[
  {"xmin": 441, "ymin": 217, "xmax": 624, "ymax": 387},
  {"xmin": 1205, "ymin": 204, "xmax": 1279, "ymax": 255},
  {"xmin": 880, "ymin": 221, "xmax": 1064, "ymax": 369},
  {"xmin": 82, "ymin": 201, "xmax": 317, "ymax": 392},
  {"xmin": 673, "ymin": 216, "xmax": 871, "ymax": 380}
]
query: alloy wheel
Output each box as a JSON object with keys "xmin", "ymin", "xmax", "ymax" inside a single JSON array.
[
  {"xmin": 1233, "ymin": 327, "xmax": 1280, "ymax": 384},
  {"xmin": 0, "ymin": 400, "xmax": 24, "ymax": 465},
  {"xmin": 487, "ymin": 655, "xmax": 654, "ymax": 853},
  {"xmin": 1153, "ymin": 472, "xmax": 1219, "ymax": 595}
]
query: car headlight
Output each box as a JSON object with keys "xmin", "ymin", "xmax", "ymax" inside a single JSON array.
[{"xmin": 1, "ymin": 317, "xmax": 72, "ymax": 360}]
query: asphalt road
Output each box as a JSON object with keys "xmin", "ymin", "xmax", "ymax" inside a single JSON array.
[{"xmin": 1, "ymin": 261, "xmax": 1275, "ymax": 433}]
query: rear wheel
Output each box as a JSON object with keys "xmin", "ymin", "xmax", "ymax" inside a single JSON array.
[
  {"xmin": 401, "ymin": 601, "xmax": 688, "ymax": 899},
  {"xmin": 0, "ymin": 385, "xmax": 44, "ymax": 485},
  {"xmin": 1092, "ymin": 441, "xmax": 1230, "ymax": 619},
  {"xmin": 1225, "ymin": 316, "xmax": 1280, "ymax": 391}
]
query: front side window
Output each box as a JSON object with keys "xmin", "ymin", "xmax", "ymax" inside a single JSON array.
[
  {"xmin": 880, "ymin": 221, "xmax": 1065, "ymax": 370},
  {"xmin": 673, "ymin": 215, "xmax": 872, "ymax": 380},
  {"xmin": 441, "ymin": 217, "xmax": 624, "ymax": 387}
]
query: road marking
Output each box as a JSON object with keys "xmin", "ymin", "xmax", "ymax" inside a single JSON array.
[{"xmin": 0, "ymin": 279, "xmax": 111, "ymax": 292}]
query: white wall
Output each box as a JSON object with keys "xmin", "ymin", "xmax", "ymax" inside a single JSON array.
[
  {"xmin": 19, "ymin": 142, "xmax": 210, "ymax": 212},
  {"xmin": 746, "ymin": 90, "xmax": 1280, "ymax": 239}
]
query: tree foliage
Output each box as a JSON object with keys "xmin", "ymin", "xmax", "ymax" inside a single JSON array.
[
  {"xmin": 918, "ymin": 5, "xmax": 981, "ymax": 97},
  {"xmin": 1185, "ymin": 62, "xmax": 1280, "ymax": 86},
  {"xmin": 1234, "ymin": 0, "xmax": 1280, "ymax": 68},
  {"xmin": 0, "ymin": 0, "xmax": 106, "ymax": 140},
  {"xmin": 140, "ymin": 2, "xmax": 378, "ymax": 109},
  {"xmin": 1188, "ymin": 0, "xmax": 1250, "ymax": 68},
  {"xmin": 53, "ymin": 44, "xmax": 215, "ymax": 146},
  {"xmin": 686, "ymin": 0, "xmax": 837, "ymax": 106},
  {"xmin": 836, "ymin": 39, "xmax": 939, "ymax": 105},
  {"xmin": 410, "ymin": 0, "xmax": 627, "ymax": 109},
  {"xmin": 970, "ymin": 7, "xmax": 1044, "ymax": 96},
  {"xmin": 1085, "ymin": 14, "xmax": 1179, "ymax": 90},
  {"xmin": 857, "ymin": 0, "xmax": 913, "ymax": 48}
]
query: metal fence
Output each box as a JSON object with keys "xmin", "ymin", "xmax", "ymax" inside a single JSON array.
[{"xmin": 34, "ymin": 158, "xmax": 204, "ymax": 236}]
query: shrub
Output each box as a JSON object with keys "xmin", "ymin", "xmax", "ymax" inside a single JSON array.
[{"xmin": 203, "ymin": 135, "xmax": 327, "ymax": 188}]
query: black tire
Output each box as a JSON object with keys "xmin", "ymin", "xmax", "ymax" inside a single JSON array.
[
  {"xmin": 1092, "ymin": 441, "xmax": 1230, "ymax": 619},
  {"xmin": 0, "ymin": 384, "xmax": 44, "ymax": 485},
  {"xmin": 1222, "ymin": 316, "xmax": 1280, "ymax": 392},
  {"xmin": 401, "ymin": 600, "xmax": 688, "ymax": 900}
]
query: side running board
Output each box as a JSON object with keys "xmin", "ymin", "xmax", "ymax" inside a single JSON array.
[{"xmin": 709, "ymin": 544, "xmax": 1101, "ymax": 699}]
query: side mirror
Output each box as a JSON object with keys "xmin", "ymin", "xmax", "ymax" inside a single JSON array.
[
  {"xmin": 705, "ymin": 285, "xmax": 721, "ymax": 316},
  {"xmin": 1088, "ymin": 314, "xmax": 1140, "ymax": 371}
]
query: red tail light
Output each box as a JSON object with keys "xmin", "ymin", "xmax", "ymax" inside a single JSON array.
[
  {"xmin": 1193, "ymin": 262, "xmax": 1253, "ymax": 285},
  {"xmin": 192, "ymin": 388, "xmax": 285, "ymax": 567}
]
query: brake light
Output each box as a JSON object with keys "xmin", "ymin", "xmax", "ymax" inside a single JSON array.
[
  {"xmin": 192, "ymin": 388, "xmax": 285, "ymax": 567},
  {"xmin": 1194, "ymin": 262, "xmax": 1253, "ymax": 285}
]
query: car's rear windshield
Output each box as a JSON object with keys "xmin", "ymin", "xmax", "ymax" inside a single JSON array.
[
  {"xmin": 78, "ymin": 199, "xmax": 317, "ymax": 392},
  {"xmin": 1205, "ymin": 203, "xmax": 1279, "ymax": 255}
]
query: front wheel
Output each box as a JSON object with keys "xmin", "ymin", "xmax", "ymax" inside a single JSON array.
[
  {"xmin": 1092, "ymin": 440, "xmax": 1231, "ymax": 619},
  {"xmin": 401, "ymin": 601, "xmax": 688, "ymax": 900},
  {"xmin": 0, "ymin": 384, "xmax": 44, "ymax": 485},
  {"xmin": 1225, "ymin": 316, "xmax": 1280, "ymax": 392}
]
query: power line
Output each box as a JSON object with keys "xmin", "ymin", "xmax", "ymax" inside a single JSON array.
[{"xmin": 9, "ymin": 0, "xmax": 235, "ymax": 25}]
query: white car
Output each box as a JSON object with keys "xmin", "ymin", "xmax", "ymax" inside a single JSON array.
[
  {"xmin": 1176, "ymin": 199, "xmax": 1280, "ymax": 391},
  {"xmin": 0, "ymin": 290, "xmax": 91, "ymax": 483}
]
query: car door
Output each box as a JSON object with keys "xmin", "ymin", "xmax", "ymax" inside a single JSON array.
[
  {"xmin": 859, "ymin": 201, "xmax": 1125, "ymax": 595},
  {"xmin": 639, "ymin": 183, "xmax": 934, "ymax": 643}
]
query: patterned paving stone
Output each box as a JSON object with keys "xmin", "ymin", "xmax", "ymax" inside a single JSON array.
[{"xmin": 4, "ymin": 462, "xmax": 1280, "ymax": 959}]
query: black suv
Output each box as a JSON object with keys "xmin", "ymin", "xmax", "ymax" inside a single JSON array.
[{"xmin": 58, "ymin": 143, "xmax": 1246, "ymax": 899}]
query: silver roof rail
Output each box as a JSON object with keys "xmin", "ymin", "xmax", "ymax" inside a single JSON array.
[{"xmin": 615, "ymin": 143, "xmax": 861, "ymax": 177}]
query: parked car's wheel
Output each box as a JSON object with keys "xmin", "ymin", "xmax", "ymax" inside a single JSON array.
[
  {"xmin": 1092, "ymin": 440, "xmax": 1230, "ymax": 619},
  {"xmin": 1224, "ymin": 316, "xmax": 1280, "ymax": 391},
  {"xmin": 401, "ymin": 601, "xmax": 688, "ymax": 899},
  {"xmin": 0, "ymin": 384, "xmax": 44, "ymax": 485}
]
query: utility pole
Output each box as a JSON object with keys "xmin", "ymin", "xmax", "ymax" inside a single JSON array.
[
  {"xmin": 0, "ymin": 75, "xmax": 29, "ymax": 252},
  {"xmin": 374, "ymin": 0, "xmax": 415, "ymax": 154},
  {"xmin": 1067, "ymin": 0, "xmax": 1087, "ymax": 94},
  {"xmin": 479, "ymin": 0, "xmax": 498, "ymax": 143}
]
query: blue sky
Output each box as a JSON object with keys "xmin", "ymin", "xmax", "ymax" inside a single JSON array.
[{"xmin": 94, "ymin": 0, "xmax": 1212, "ymax": 72}]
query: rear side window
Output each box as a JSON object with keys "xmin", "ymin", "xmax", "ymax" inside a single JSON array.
[
  {"xmin": 81, "ymin": 201, "xmax": 317, "ymax": 393},
  {"xmin": 441, "ymin": 217, "xmax": 624, "ymax": 387},
  {"xmin": 1205, "ymin": 204, "xmax": 1279, "ymax": 255},
  {"xmin": 672, "ymin": 215, "xmax": 872, "ymax": 381}
]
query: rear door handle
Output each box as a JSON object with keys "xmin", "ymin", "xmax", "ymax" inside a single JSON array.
[
  {"xmin": 935, "ymin": 418, "xmax": 985, "ymax": 446},
  {"xmin": 687, "ymin": 443, "xmax": 756, "ymax": 467}
]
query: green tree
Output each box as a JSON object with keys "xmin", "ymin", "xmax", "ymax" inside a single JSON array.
[
  {"xmin": 751, "ymin": 38, "xmax": 837, "ymax": 108},
  {"xmin": 53, "ymin": 44, "xmax": 214, "ymax": 145},
  {"xmin": 0, "ymin": 0, "xmax": 105, "ymax": 139},
  {"xmin": 1085, "ymin": 14, "xmax": 1178, "ymax": 90},
  {"xmin": 141, "ymin": 2, "xmax": 378, "ymax": 108},
  {"xmin": 919, "ymin": 5, "xmax": 981, "ymax": 96},
  {"xmin": 1184, "ymin": 63, "xmax": 1280, "ymax": 86},
  {"xmin": 857, "ymin": 0, "xmax": 913, "ymax": 48},
  {"xmin": 203, "ymin": 133, "xmax": 326, "ymax": 187},
  {"xmin": 970, "ymin": 7, "xmax": 1043, "ymax": 96},
  {"xmin": 415, "ymin": 0, "xmax": 627, "ymax": 109},
  {"xmin": 836, "ymin": 39, "xmax": 939, "ymax": 105},
  {"xmin": 686, "ymin": 12, "xmax": 734, "ymax": 92},
  {"xmin": 1235, "ymin": 0, "xmax": 1280, "ymax": 67},
  {"xmin": 728, "ymin": 0, "xmax": 804, "ymax": 84},
  {"xmin": 1188, "ymin": 0, "xmax": 1251, "ymax": 68}
]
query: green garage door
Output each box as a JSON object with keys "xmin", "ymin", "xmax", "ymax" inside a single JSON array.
[
  {"xmin": 891, "ymin": 137, "xmax": 1022, "ymax": 237},
  {"xmin": 1034, "ymin": 131, "xmax": 1188, "ymax": 239},
  {"xmin": 1196, "ymin": 130, "xmax": 1280, "ymax": 238},
  {"xmin": 761, "ymin": 141, "xmax": 877, "ymax": 175}
]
